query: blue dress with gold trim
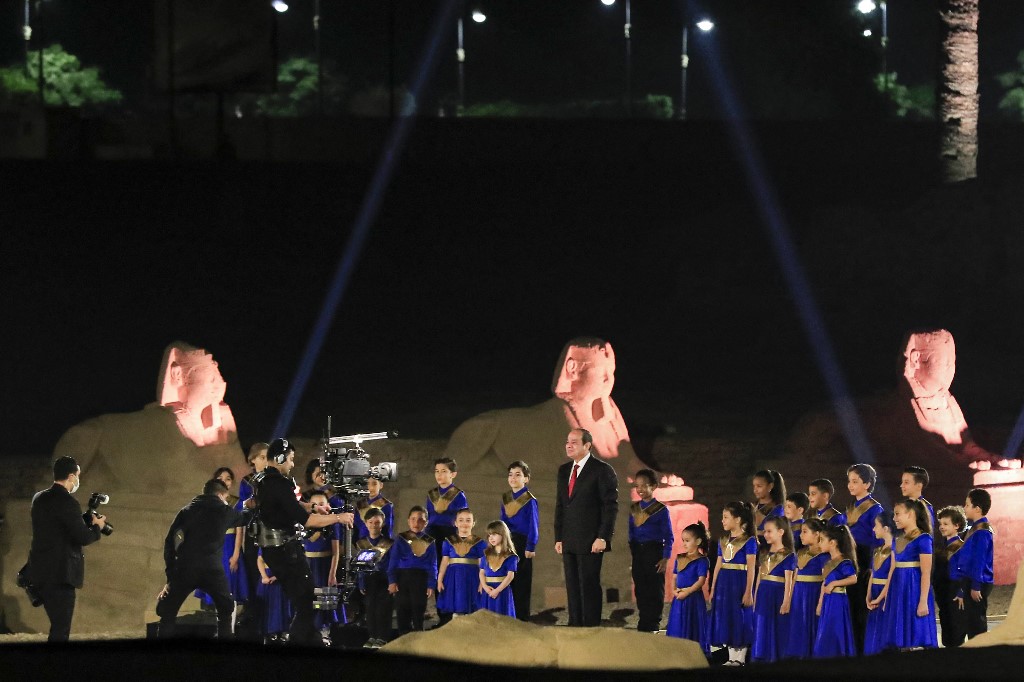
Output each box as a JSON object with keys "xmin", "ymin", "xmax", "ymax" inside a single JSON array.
[
  {"xmin": 784, "ymin": 549, "xmax": 829, "ymax": 659},
  {"xmin": 881, "ymin": 531, "xmax": 937, "ymax": 649},
  {"xmin": 665, "ymin": 554, "xmax": 709, "ymax": 650},
  {"xmin": 438, "ymin": 536, "xmax": 487, "ymax": 615},
  {"xmin": 709, "ymin": 535, "xmax": 757, "ymax": 647},
  {"xmin": 751, "ymin": 551, "xmax": 795, "ymax": 662},
  {"xmin": 811, "ymin": 558, "xmax": 856, "ymax": 658},
  {"xmin": 477, "ymin": 554, "xmax": 517, "ymax": 617}
]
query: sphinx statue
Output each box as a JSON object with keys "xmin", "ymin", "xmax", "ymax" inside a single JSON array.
[
  {"xmin": 445, "ymin": 337, "xmax": 640, "ymax": 476},
  {"xmin": 900, "ymin": 329, "xmax": 1017, "ymax": 470},
  {"xmin": 158, "ymin": 343, "xmax": 237, "ymax": 447}
]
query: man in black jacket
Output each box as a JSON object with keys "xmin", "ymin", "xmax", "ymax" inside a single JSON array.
[
  {"xmin": 28, "ymin": 455, "xmax": 107, "ymax": 642},
  {"xmin": 554, "ymin": 428, "xmax": 618, "ymax": 627},
  {"xmin": 157, "ymin": 478, "xmax": 248, "ymax": 638}
]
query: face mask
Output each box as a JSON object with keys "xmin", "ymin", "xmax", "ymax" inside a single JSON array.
[{"xmin": 70, "ymin": 474, "xmax": 80, "ymax": 494}]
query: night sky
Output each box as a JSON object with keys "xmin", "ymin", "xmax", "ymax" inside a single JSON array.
[{"xmin": 4, "ymin": 2, "xmax": 1024, "ymax": 459}]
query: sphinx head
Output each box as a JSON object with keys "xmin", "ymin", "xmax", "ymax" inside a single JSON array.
[
  {"xmin": 552, "ymin": 337, "xmax": 616, "ymax": 402},
  {"xmin": 903, "ymin": 329, "xmax": 956, "ymax": 395},
  {"xmin": 158, "ymin": 343, "xmax": 227, "ymax": 412}
]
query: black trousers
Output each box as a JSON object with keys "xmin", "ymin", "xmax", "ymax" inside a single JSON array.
[
  {"xmin": 935, "ymin": 572, "xmax": 964, "ymax": 648},
  {"xmin": 849, "ymin": 544, "xmax": 871, "ymax": 654},
  {"xmin": 510, "ymin": 532, "xmax": 533, "ymax": 622},
  {"xmin": 563, "ymin": 550, "xmax": 604, "ymax": 627},
  {"xmin": 427, "ymin": 524, "xmax": 454, "ymax": 624},
  {"xmin": 631, "ymin": 542, "xmax": 665, "ymax": 632},
  {"xmin": 156, "ymin": 563, "xmax": 234, "ymax": 639},
  {"xmin": 961, "ymin": 580, "xmax": 994, "ymax": 639},
  {"xmin": 395, "ymin": 568, "xmax": 428, "ymax": 634},
  {"xmin": 38, "ymin": 583, "xmax": 76, "ymax": 642},
  {"xmin": 261, "ymin": 541, "xmax": 319, "ymax": 645},
  {"xmin": 363, "ymin": 572, "xmax": 393, "ymax": 641}
]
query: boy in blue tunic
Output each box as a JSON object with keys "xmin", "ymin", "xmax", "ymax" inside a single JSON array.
[
  {"xmin": 954, "ymin": 489, "xmax": 995, "ymax": 640},
  {"xmin": 628, "ymin": 469, "xmax": 674, "ymax": 632},
  {"xmin": 355, "ymin": 477, "xmax": 394, "ymax": 540},
  {"xmin": 387, "ymin": 506, "xmax": 437, "ymax": 635},
  {"xmin": 808, "ymin": 478, "xmax": 847, "ymax": 527},
  {"xmin": 357, "ymin": 507, "xmax": 393, "ymax": 647},
  {"xmin": 900, "ymin": 466, "xmax": 937, "ymax": 532},
  {"xmin": 501, "ymin": 460, "xmax": 539, "ymax": 622},
  {"xmin": 426, "ymin": 457, "xmax": 468, "ymax": 625},
  {"xmin": 784, "ymin": 492, "xmax": 809, "ymax": 550}
]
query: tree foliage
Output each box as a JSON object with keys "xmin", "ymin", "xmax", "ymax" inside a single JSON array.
[
  {"xmin": 0, "ymin": 44, "xmax": 122, "ymax": 108},
  {"xmin": 252, "ymin": 56, "xmax": 347, "ymax": 117},
  {"xmin": 996, "ymin": 50, "xmax": 1024, "ymax": 121},
  {"xmin": 463, "ymin": 94, "xmax": 674, "ymax": 119},
  {"xmin": 874, "ymin": 73, "xmax": 935, "ymax": 120}
]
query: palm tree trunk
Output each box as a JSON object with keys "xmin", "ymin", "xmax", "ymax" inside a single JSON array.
[{"xmin": 938, "ymin": 0, "xmax": 979, "ymax": 183}]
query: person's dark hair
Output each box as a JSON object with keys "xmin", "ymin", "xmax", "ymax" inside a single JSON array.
[
  {"xmin": 634, "ymin": 469, "xmax": 658, "ymax": 486},
  {"xmin": 204, "ymin": 479, "xmax": 229, "ymax": 496},
  {"xmin": 682, "ymin": 521, "xmax": 710, "ymax": 556},
  {"xmin": 803, "ymin": 517, "xmax": 826, "ymax": 535},
  {"xmin": 507, "ymin": 460, "xmax": 531, "ymax": 478},
  {"xmin": 967, "ymin": 488, "xmax": 992, "ymax": 515},
  {"xmin": 53, "ymin": 456, "xmax": 79, "ymax": 481},
  {"xmin": 809, "ymin": 478, "xmax": 835, "ymax": 498},
  {"xmin": 786, "ymin": 492, "xmax": 810, "ymax": 515},
  {"xmin": 937, "ymin": 505, "xmax": 967, "ymax": 532},
  {"xmin": 578, "ymin": 429, "xmax": 594, "ymax": 449},
  {"xmin": 821, "ymin": 525, "xmax": 858, "ymax": 571},
  {"xmin": 874, "ymin": 509, "xmax": 896, "ymax": 536},
  {"xmin": 434, "ymin": 457, "xmax": 458, "ymax": 473},
  {"xmin": 847, "ymin": 463, "xmax": 877, "ymax": 493},
  {"xmin": 754, "ymin": 469, "xmax": 787, "ymax": 506},
  {"xmin": 723, "ymin": 501, "xmax": 755, "ymax": 535},
  {"xmin": 763, "ymin": 515, "xmax": 794, "ymax": 553},
  {"xmin": 903, "ymin": 465, "xmax": 930, "ymax": 488},
  {"xmin": 894, "ymin": 498, "xmax": 932, "ymax": 535},
  {"xmin": 364, "ymin": 507, "xmax": 385, "ymax": 521},
  {"xmin": 408, "ymin": 505, "xmax": 428, "ymax": 517},
  {"xmin": 213, "ymin": 466, "xmax": 234, "ymax": 483},
  {"xmin": 306, "ymin": 489, "xmax": 330, "ymax": 507},
  {"xmin": 305, "ymin": 458, "xmax": 322, "ymax": 485}
]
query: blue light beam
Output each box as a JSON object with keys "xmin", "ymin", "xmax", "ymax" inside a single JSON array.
[
  {"xmin": 272, "ymin": 0, "xmax": 460, "ymax": 438},
  {"xmin": 696, "ymin": 27, "xmax": 876, "ymax": 466}
]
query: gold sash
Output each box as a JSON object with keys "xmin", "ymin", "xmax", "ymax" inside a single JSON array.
[
  {"xmin": 822, "ymin": 557, "xmax": 848, "ymax": 579},
  {"xmin": 760, "ymin": 574, "xmax": 786, "ymax": 584},
  {"xmin": 428, "ymin": 487, "xmax": 463, "ymax": 514},
  {"xmin": 305, "ymin": 550, "xmax": 332, "ymax": 558},
  {"xmin": 224, "ymin": 528, "xmax": 236, "ymax": 536},
  {"xmin": 754, "ymin": 503, "xmax": 774, "ymax": 534},
  {"xmin": 795, "ymin": 575, "xmax": 823, "ymax": 583},
  {"xmin": 631, "ymin": 500, "xmax": 667, "ymax": 527},
  {"xmin": 356, "ymin": 496, "xmax": 392, "ymax": 521},
  {"xmin": 447, "ymin": 558, "xmax": 478, "ymax": 565},
  {"xmin": 942, "ymin": 538, "xmax": 964, "ymax": 561},
  {"xmin": 399, "ymin": 530, "xmax": 434, "ymax": 557},
  {"xmin": 818, "ymin": 505, "xmax": 839, "ymax": 522},
  {"xmin": 870, "ymin": 578, "xmax": 888, "ymax": 585},
  {"xmin": 873, "ymin": 546, "xmax": 892, "ymax": 572},
  {"xmin": 485, "ymin": 576, "xmax": 506, "ymax": 584},
  {"xmin": 759, "ymin": 550, "xmax": 793, "ymax": 579},
  {"xmin": 894, "ymin": 561, "xmax": 921, "ymax": 568},
  {"xmin": 845, "ymin": 497, "xmax": 878, "ymax": 526},
  {"xmin": 965, "ymin": 521, "xmax": 994, "ymax": 541},
  {"xmin": 675, "ymin": 554, "xmax": 707, "ymax": 573},
  {"xmin": 502, "ymin": 490, "xmax": 537, "ymax": 518},
  {"xmin": 830, "ymin": 586, "xmax": 847, "ymax": 594},
  {"xmin": 355, "ymin": 537, "xmax": 393, "ymax": 552},
  {"xmin": 447, "ymin": 535, "xmax": 484, "ymax": 558},
  {"xmin": 721, "ymin": 563, "xmax": 747, "ymax": 571},
  {"xmin": 486, "ymin": 554, "xmax": 511, "ymax": 572},
  {"xmin": 796, "ymin": 547, "xmax": 821, "ymax": 570},
  {"xmin": 720, "ymin": 535, "xmax": 751, "ymax": 562},
  {"xmin": 895, "ymin": 528, "xmax": 922, "ymax": 555}
]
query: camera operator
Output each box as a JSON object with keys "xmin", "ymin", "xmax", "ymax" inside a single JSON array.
[
  {"xmin": 156, "ymin": 478, "xmax": 250, "ymax": 639},
  {"xmin": 253, "ymin": 438, "xmax": 354, "ymax": 645},
  {"xmin": 28, "ymin": 456, "xmax": 107, "ymax": 642}
]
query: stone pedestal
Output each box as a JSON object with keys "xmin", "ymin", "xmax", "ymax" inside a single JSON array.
[{"xmin": 972, "ymin": 468, "xmax": 1024, "ymax": 585}]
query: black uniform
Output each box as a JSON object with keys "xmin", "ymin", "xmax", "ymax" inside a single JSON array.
[
  {"xmin": 28, "ymin": 484, "xmax": 103, "ymax": 642},
  {"xmin": 255, "ymin": 466, "xmax": 320, "ymax": 645},
  {"xmin": 157, "ymin": 493, "xmax": 248, "ymax": 638}
]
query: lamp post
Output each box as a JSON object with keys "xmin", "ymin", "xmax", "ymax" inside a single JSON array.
[
  {"xmin": 857, "ymin": 0, "xmax": 888, "ymax": 89},
  {"xmin": 599, "ymin": 0, "xmax": 632, "ymax": 116},
  {"xmin": 678, "ymin": 18, "xmax": 713, "ymax": 120},
  {"xmin": 314, "ymin": 0, "xmax": 323, "ymax": 116},
  {"xmin": 456, "ymin": 7, "xmax": 486, "ymax": 115}
]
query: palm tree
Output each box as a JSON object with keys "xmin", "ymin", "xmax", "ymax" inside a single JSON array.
[{"xmin": 938, "ymin": 0, "xmax": 979, "ymax": 183}]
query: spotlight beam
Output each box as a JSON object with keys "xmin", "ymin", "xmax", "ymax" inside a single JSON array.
[
  {"xmin": 691, "ymin": 7, "xmax": 876, "ymax": 477},
  {"xmin": 272, "ymin": 0, "xmax": 460, "ymax": 438}
]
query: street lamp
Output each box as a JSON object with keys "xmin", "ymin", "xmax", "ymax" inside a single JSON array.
[
  {"xmin": 456, "ymin": 5, "xmax": 486, "ymax": 115},
  {"xmin": 272, "ymin": 1, "xmax": 289, "ymax": 13},
  {"xmin": 599, "ymin": 0, "xmax": 632, "ymax": 116},
  {"xmin": 679, "ymin": 18, "xmax": 713, "ymax": 120},
  {"xmin": 857, "ymin": 0, "xmax": 888, "ymax": 88}
]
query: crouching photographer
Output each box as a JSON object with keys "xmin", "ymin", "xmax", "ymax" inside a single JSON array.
[{"xmin": 26, "ymin": 456, "xmax": 107, "ymax": 642}]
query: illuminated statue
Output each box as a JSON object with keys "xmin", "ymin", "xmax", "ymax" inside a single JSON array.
[
  {"xmin": 901, "ymin": 329, "xmax": 1016, "ymax": 469},
  {"xmin": 446, "ymin": 337, "xmax": 639, "ymax": 474},
  {"xmin": 158, "ymin": 343, "xmax": 237, "ymax": 447}
]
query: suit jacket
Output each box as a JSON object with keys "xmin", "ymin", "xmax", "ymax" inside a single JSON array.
[
  {"xmin": 554, "ymin": 455, "xmax": 618, "ymax": 554},
  {"xmin": 29, "ymin": 484, "xmax": 102, "ymax": 588}
]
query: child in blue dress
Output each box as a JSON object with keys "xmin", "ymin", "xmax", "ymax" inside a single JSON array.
[
  {"xmin": 256, "ymin": 550, "xmax": 292, "ymax": 643},
  {"xmin": 812, "ymin": 525, "xmax": 858, "ymax": 658},
  {"xmin": 784, "ymin": 518, "xmax": 829, "ymax": 659},
  {"xmin": 751, "ymin": 515, "xmax": 795, "ymax": 663},
  {"xmin": 478, "ymin": 520, "xmax": 517, "ymax": 617},
  {"xmin": 708, "ymin": 501, "xmax": 757, "ymax": 666},
  {"xmin": 437, "ymin": 508, "xmax": 486, "ymax": 618},
  {"xmin": 666, "ymin": 521, "xmax": 710, "ymax": 651},
  {"xmin": 752, "ymin": 470, "xmax": 786, "ymax": 545},
  {"xmin": 877, "ymin": 498, "xmax": 938, "ymax": 650},
  {"xmin": 864, "ymin": 510, "xmax": 894, "ymax": 655},
  {"xmin": 303, "ymin": 491, "xmax": 340, "ymax": 631}
]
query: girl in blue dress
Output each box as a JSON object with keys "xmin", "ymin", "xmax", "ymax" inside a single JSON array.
[
  {"xmin": 864, "ymin": 510, "xmax": 894, "ymax": 655},
  {"xmin": 877, "ymin": 498, "xmax": 938, "ymax": 650},
  {"xmin": 752, "ymin": 470, "xmax": 786, "ymax": 545},
  {"xmin": 437, "ymin": 508, "xmax": 487, "ymax": 617},
  {"xmin": 784, "ymin": 518, "xmax": 829, "ymax": 659},
  {"xmin": 751, "ymin": 516, "xmax": 795, "ymax": 663},
  {"xmin": 478, "ymin": 520, "xmax": 518, "ymax": 617},
  {"xmin": 666, "ymin": 521, "xmax": 710, "ymax": 650},
  {"xmin": 812, "ymin": 525, "xmax": 858, "ymax": 658},
  {"xmin": 256, "ymin": 550, "xmax": 292, "ymax": 643},
  {"xmin": 709, "ymin": 501, "xmax": 757, "ymax": 666},
  {"xmin": 303, "ymin": 491, "xmax": 340, "ymax": 630}
]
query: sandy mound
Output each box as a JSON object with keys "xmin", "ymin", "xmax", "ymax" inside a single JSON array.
[
  {"xmin": 380, "ymin": 610, "xmax": 708, "ymax": 670},
  {"xmin": 965, "ymin": 561, "xmax": 1024, "ymax": 648}
]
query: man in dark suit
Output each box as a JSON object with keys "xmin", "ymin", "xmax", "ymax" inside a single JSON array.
[
  {"xmin": 28, "ymin": 456, "xmax": 107, "ymax": 641},
  {"xmin": 554, "ymin": 428, "xmax": 618, "ymax": 626}
]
